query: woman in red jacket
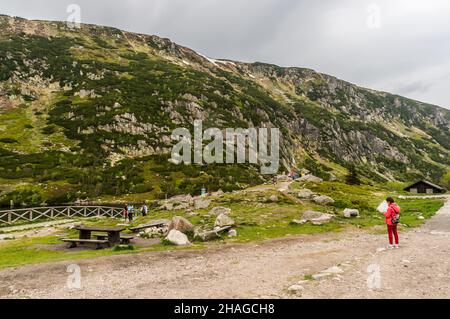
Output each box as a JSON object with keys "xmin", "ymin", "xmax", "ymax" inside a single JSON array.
[{"xmin": 384, "ymin": 197, "xmax": 401, "ymax": 249}]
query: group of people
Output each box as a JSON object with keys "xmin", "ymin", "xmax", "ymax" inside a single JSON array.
[{"xmin": 123, "ymin": 203, "xmax": 148, "ymax": 222}]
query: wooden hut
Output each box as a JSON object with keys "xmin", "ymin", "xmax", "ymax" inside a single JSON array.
[{"xmin": 403, "ymin": 180, "xmax": 446, "ymax": 194}]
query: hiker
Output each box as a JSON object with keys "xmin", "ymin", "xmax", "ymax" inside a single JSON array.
[
  {"xmin": 384, "ymin": 197, "xmax": 401, "ymax": 249},
  {"xmin": 141, "ymin": 203, "xmax": 148, "ymax": 217},
  {"xmin": 123, "ymin": 204, "xmax": 128, "ymax": 222},
  {"xmin": 127, "ymin": 204, "xmax": 134, "ymax": 222}
]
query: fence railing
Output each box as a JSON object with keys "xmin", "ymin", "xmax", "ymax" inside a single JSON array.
[{"xmin": 0, "ymin": 206, "xmax": 124, "ymax": 225}]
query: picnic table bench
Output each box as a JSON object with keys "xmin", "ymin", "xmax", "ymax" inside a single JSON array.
[
  {"xmin": 61, "ymin": 225, "xmax": 126, "ymax": 249},
  {"xmin": 94, "ymin": 233, "xmax": 135, "ymax": 244},
  {"xmin": 129, "ymin": 219, "xmax": 169, "ymax": 233},
  {"xmin": 61, "ymin": 238, "xmax": 109, "ymax": 250}
]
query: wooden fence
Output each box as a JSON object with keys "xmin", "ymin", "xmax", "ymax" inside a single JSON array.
[{"xmin": 0, "ymin": 206, "xmax": 124, "ymax": 225}]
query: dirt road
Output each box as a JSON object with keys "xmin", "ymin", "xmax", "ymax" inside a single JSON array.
[{"xmin": 1, "ymin": 200, "xmax": 449, "ymax": 299}]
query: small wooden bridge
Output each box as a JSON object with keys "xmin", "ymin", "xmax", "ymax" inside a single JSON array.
[{"xmin": 0, "ymin": 206, "xmax": 124, "ymax": 225}]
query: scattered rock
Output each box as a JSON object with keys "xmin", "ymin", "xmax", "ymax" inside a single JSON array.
[
  {"xmin": 291, "ymin": 219, "xmax": 307, "ymax": 225},
  {"xmin": 194, "ymin": 229, "xmax": 219, "ymax": 241},
  {"xmin": 187, "ymin": 212, "xmax": 199, "ymax": 217},
  {"xmin": 269, "ymin": 195, "xmax": 278, "ymax": 202},
  {"xmin": 312, "ymin": 273, "xmax": 332, "ymax": 281},
  {"xmin": 160, "ymin": 194, "xmax": 194, "ymax": 210},
  {"xmin": 170, "ymin": 194, "xmax": 194, "ymax": 203},
  {"xmin": 287, "ymin": 284, "xmax": 304, "ymax": 294},
  {"xmin": 376, "ymin": 247, "xmax": 386, "ymax": 253},
  {"xmin": 273, "ymin": 175, "xmax": 291, "ymax": 183},
  {"xmin": 210, "ymin": 207, "xmax": 231, "ymax": 216},
  {"xmin": 228, "ymin": 229, "xmax": 237, "ymax": 237},
  {"xmin": 302, "ymin": 211, "xmax": 324, "ymax": 220},
  {"xmin": 211, "ymin": 189, "xmax": 224, "ymax": 197},
  {"xmin": 167, "ymin": 216, "xmax": 194, "ymax": 234},
  {"xmin": 322, "ymin": 266, "xmax": 344, "ymax": 274},
  {"xmin": 144, "ymin": 226, "xmax": 168, "ymax": 236},
  {"xmin": 313, "ymin": 195, "xmax": 335, "ymax": 205},
  {"xmin": 160, "ymin": 202, "xmax": 174, "ymax": 211},
  {"xmin": 297, "ymin": 189, "xmax": 315, "ymax": 199},
  {"xmin": 214, "ymin": 214, "xmax": 235, "ymax": 228},
  {"xmin": 297, "ymin": 175, "xmax": 323, "ymax": 183},
  {"xmin": 343, "ymin": 208, "xmax": 360, "ymax": 218},
  {"xmin": 194, "ymin": 199, "xmax": 211, "ymax": 210},
  {"xmin": 418, "ymin": 216, "xmax": 425, "ymax": 220},
  {"xmin": 299, "ymin": 211, "xmax": 334, "ymax": 225},
  {"xmin": 165, "ymin": 230, "xmax": 190, "ymax": 246}
]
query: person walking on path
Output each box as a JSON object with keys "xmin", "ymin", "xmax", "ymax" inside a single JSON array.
[
  {"xmin": 123, "ymin": 204, "xmax": 128, "ymax": 222},
  {"xmin": 127, "ymin": 204, "xmax": 134, "ymax": 222},
  {"xmin": 140, "ymin": 203, "xmax": 148, "ymax": 217},
  {"xmin": 384, "ymin": 197, "xmax": 401, "ymax": 249}
]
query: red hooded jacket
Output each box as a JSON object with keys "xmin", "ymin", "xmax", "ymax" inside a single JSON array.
[{"xmin": 384, "ymin": 203, "xmax": 400, "ymax": 226}]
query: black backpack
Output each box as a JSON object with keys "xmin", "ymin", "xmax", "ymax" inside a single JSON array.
[{"xmin": 391, "ymin": 210, "xmax": 400, "ymax": 224}]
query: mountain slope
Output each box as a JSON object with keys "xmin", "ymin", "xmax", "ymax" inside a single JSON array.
[{"xmin": 0, "ymin": 15, "xmax": 449, "ymax": 205}]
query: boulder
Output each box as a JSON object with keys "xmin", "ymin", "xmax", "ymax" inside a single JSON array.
[
  {"xmin": 343, "ymin": 208, "xmax": 360, "ymax": 218},
  {"xmin": 273, "ymin": 175, "xmax": 291, "ymax": 182},
  {"xmin": 210, "ymin": 206, "xmax": 231, "ymax": 216},
  {"xmin": 160, "ymin": 202, "xmax": 174, "ymax": 211},
  {"xmin": 194, "ymin": 199, "xmax": 211, "ymax": 210},
  {"xmin": 194, "ymin": 227, "xmax": 231, "ymax": 241},
  {"xmin": 167, "ymin": 216, "xmax": 194, "ymax": 234},
  {"xmin": 302, "ymin": 210, "xmax": 324, "ymax": 220},
  {"xmin": 211, "ymin": 189, "xmax": 224, "ymax": 197},
  {"xmin": 310, "ymin": 213, "xmax": 334, "ymax": 225},
  {"xmin": 169, "ymin": 194, "xmax": 193, "ymax": 203},
  {"xmin": 297, "ymin": 189, "xmax": 315, "ymax": 199},
  {"xmin": 269, "ymin": 195, "xmax": 278, "ymax": 202},
  {"xmin": 313, "ymin": 195, "xmax": 335, "ymax": 205},
  {"xmin": 194, "ymin": 230, "xmax": 219, "ymax": 241},
  {"xmin": 165, "ymin": 230, "xmax": 190, "ymax": 246},
  {"xmin": 160, "ymin": 194, "xmax": 194, "ymax": 210},
  {"xmin": 297, "ymin": 175, "xmax": 323, "ymax": 183},
  {"xmin": 214, "ymin": 214, "xmax": 235, "ymax": 228},
  {"xmin": 228, "ymin": 229, "xmax": 237, "ymax": 237},
  {"xmin": 300, "ymin": 210, "xmax": 334, "ymax": 225}
]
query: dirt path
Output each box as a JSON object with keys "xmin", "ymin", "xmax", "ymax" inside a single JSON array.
[{"xmin": 1, "ymin": 200, "xmax": 449, "ymax": 299}]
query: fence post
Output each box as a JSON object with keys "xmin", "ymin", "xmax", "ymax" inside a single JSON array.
[
  {"xmin": 8, "ymin": 211, "xmax": 11, "ymax": 224},
  {"xmin": 29, "ymin": 210, "xmax": 32, "ymax": 222}
]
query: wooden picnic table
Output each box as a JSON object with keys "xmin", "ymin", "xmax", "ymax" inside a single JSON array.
[{"xmin": 74, "ymin": 225, "xmax": 125, "ymax": 246}]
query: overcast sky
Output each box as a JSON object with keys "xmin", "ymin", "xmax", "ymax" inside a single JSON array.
[{"xmin": 2, "ymin": 0, "xmax": 450, "ymax": 109}]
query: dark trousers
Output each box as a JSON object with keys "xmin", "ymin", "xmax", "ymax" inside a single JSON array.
[{"xmin": 128, "ymin": 212, "xmax": 133, "ymax": 222}]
